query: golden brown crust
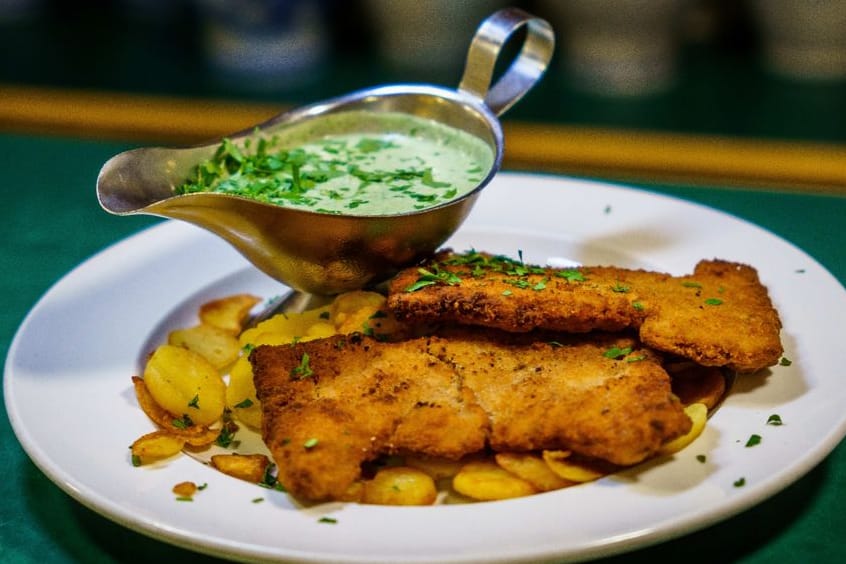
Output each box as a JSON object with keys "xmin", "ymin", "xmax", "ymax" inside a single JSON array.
[
  {"xmin": 387, "ymin": 252, "xmax": 783, "ymax": 373},
  {"xmin": 251, "ymin": 331, "xmax": 690, "ymax": 501}
]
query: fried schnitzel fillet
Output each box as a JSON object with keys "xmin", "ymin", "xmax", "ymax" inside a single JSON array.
[
  {"xmin": 387, "ymin": 251, "xmax": 783, "ymax": 373},
  {"xmin": 251, "ymin": 331, "xmax": 690, "ymax": 501}
]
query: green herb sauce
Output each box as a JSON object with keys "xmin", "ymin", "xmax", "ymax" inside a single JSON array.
[{"xmin": 176, "ymin": 111, "xmax": 494, "ymax": 216}]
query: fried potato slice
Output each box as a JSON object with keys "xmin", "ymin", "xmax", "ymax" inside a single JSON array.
[
  {"xmin": 495, "ymin": 452, "xmax": 573, "ymax": 492},
  {"xmin": 453, "ymin": 460, "xmax": 536, "ymax": 501},
  {"xmin": 239, "ymin": 304, "xmax": 333, "ymax": 347},
  {"xmin": 670, "ymin": 364, "xmax": 727, "ymax": 410},
  {"xmin": 132, "ymin": 376, "xmax": 216, "ymax": 437},
  {"xmin": 331, "ymin": 291, "xmax": 400, "ymax": 336},
  {"xmin": 211, "ymin": 453, "xmax": 271, "ymax": 483},
  {"xmin": 226, "ymin": 356, "xmax": 262, "ymax": 429},
  {"xmin": 338, "ymin": 481, "xmax": 365, "ymax": 503},
  {"xmin": 405, "ymin": 455, "xmax": 465, "ymax": 481},
  {"xmin": 542, "ymin": 450, "xmax": 609, "ymax": 483},
  {"xmin": 131, "ymin": 431, "xmax": 186, "ymax": 464},
  {"xmin": 173, "ymin": 481, "xmax": 199, "ymax": 498},
  {"xmin": 659, "ymin": 402, "xmax": 708, "ymax": 455},
  {"xmin": 199, "ymin": 294, "xmax": 261, "ymax": 334},
  {"xmin": 168, "ymin": 324, "xmax": 241, "ymax": 370},
  {"xmin": 362, "ymin": 467, "xmax": 438, "ymax": 506},
  {"xmin": 143, "ymin": 345, "xmax": 226, "ymax": 426}
]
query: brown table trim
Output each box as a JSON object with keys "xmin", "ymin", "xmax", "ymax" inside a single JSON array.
[{"xmin": 2, "ymin": 84, "xmax": 844, "ymax": 194}]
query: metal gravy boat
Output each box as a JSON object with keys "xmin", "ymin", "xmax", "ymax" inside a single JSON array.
[{"xmin": 97, "ymin": 8, "xmax": 554, "ymax": 299}]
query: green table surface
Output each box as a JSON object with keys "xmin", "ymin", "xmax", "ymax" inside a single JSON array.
[{"xmin": 1, "ymin": 132, "xmax": 844, "ymax": 563}]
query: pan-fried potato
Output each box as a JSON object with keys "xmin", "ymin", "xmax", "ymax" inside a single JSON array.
[
  {"xmin": 172, "ymin": 481, "xmax": 199, "ymax": 498},
  {"xmin": 405, "ymin": 455, "xmax": 464, "ymax": 480},
  {"xmin": 453, "ymin": 460, "xmax": 536, "ymax": 501},
  {"xmin": 210, "ymin": 453, "xmax": 271, "ymax": 483},
  {"xmin": 199, "ymin": 294, "xmax": 261, "ymax": 334},
  {"xmin": 330, "ymin": 291, "xmax": 401, "ymax": 336},
  {"xmin": 542, "ymin": 450, "xmax": 609, "ymax": 483},
  {"xmin": 226, "ymin": 356, "xmax": 262, "ymax": 429},
  {"xmin": 131, "ymin": 431, "xmax": 186, "ymax": 464},
  {"xmin": 659, "ymin": 402, "xmax": 708, "ymax": 455},
  {"xmin": 168, "ymin": 324, "xmax": 241, "ymax": 370},
  {"xmin": 670, "ymin": 365, "xmax": 727, "ymax": 410},
  {"xmin": 495, "ymin": 452, "xmax": 573, "ymax": 492},
  {"xmin": 143, "ymin": 345, "xmax": 226, "ymax": 426},
  {"xmin": 239, "ymin": 304, "xmax": 332, "ymax": 347},
  {"xmin": 362, "ymin": 467, "xmax": 437, "ymax": 506},
  {"xmin": 132, "ymin": 376, "xmax": 214, "ymax": 437},
  {"xmin": 338, "ymin": 481, "xmax": 365, "ymax": 503}
]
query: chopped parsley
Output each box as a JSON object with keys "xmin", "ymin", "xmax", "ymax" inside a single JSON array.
[
  {"xmin": 405, "ymin": 265, "xmax": 462, "ymax": 292},
  {"xmin": 733, "ymin": 477, "xmax": 746, "ymax": 488},
  {"xmin": 632, "ymin": 301, "xmax": 645, "ymax": 311},
  {"xmin": 704, "ymin": 298, "xmax": 724, "ymax": 306},
  {"xmin": 172, "ymin": 414, "xmax": 194, "ymax": 429},
  {"xmin": 234, "ymin": 398, "xmax": 254, "ymax": 409},
  {"xmin": 304, "ymin": 437, "xmax": 319, "ymax": 449},
  {"xmin": 318, "ymin": 516, "xmax": 338, "ymax": 524},
  {"xmin": 767, "ymin": 414, "xmax": 784, "ymax": 426},
  {"xmin": 611, "ymin": 283, "xmax": 630, "ymax": 293},
  {"xmin": 603, "ymin": 346, "xmax": 633, "ymax": 360},
  {"xmin": 696, "ymin": 454, "xmax": 707, "ymax": 463},
  {"xmin": 779, "ymin": 356, "xmax": 792, "ymax": 367},
  {"xmin": 290, "ymin": 353, "xmax": 314, "ymax": 380},
  {"xmin": 745, "ymin": 434, "xmax": 762, "ymax": 447},
  {"xmin": 187, "ymin": 395, "xmax": 200, "ymax": 409},
  {"xmin": 556, "ymin": 269, "xmax": 586, "ymax": 282}
]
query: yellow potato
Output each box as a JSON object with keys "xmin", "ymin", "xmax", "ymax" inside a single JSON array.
[
  {"xmin": 226, "ymin": 356, "xmax": 263, "ymax": 429},
  {"xmin": 362, "ymin": 466, "xmax": 437, "ymax": 506},
  {"xmin": 172, "ymin": 481, "xmax": 199, "ymax": 498},
  {"xmin": 211, "ymin": 453, "xmax": 271, "ymax": 483},
  {"xmin": 132, "ymin": 376, "xmax": 213, "ymax": 437},
  {"xmin": 331, "ymin": 291, "xmax": 400, "ymax": 337},
  {"xmin": 131, "ymin": 431, "xmax": 185, "ymax": 464},
  {"xmin": 452, "ymin": 460, "xmax": 536, "ymax": 501},
  {"xmin": 405, "ymin": 455, "xmax": 464, "ymax": 480},
  {"xmin": 239, "ymin": 305, "xmax": 332, "ymax": 347},
  {"xmin": 670, "ymin": 365, "xmax": 726, "ymax": 410},
  {"xmin": 143, "ymin": 345, "xmax": 226, "ymax": 426},
  {"xmin": 659, "ymin": 402, "xmax": 708, "ymax": 455},
  {"xmin": 495, "ymin": 452, "xmax": 573, "ymax": 492},
  {"xmin": 305, "ymin": 321, "xmax": 337, "ymax": 339},
  {"xmin": 542, "ymin": 450, "xmax": 607, "ymax": 483},
  {"xmin": 199, "ymin": 294, "xmax": 261, "ymax": 334},
  {"xmin": 338, "ymin": 481, "xmax": 365, "ymax": 503},
  {"xmin": 168, "ymin": 324, "xmax": 241, "ymax": 370}
]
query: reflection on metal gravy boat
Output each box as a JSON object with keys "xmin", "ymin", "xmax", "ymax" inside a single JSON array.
[{"xmin": 96, "ymin": 8, "xmax": 553, "ymax": 296}]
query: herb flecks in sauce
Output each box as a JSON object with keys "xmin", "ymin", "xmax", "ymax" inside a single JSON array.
[{"xmin": 176, "ymin": 111, "xmax": 493, "ymax": 216}]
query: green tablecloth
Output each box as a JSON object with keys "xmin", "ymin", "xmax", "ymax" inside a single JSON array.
[{"xmin": 2, "ymin": 133, "xmax": 844, "ymax": 563}]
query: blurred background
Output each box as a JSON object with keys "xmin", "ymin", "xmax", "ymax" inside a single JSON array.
[{"xmin": 1, "ymin": 0, "xmax": 844, "ymax": 191}]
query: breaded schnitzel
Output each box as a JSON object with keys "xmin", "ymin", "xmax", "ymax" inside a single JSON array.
[
  {"xmin": 387, "ymin": 251, "xmax": 783, "ymax": 373},
  {"xmin": 251, "ymin": 331, "xmax": 690, "ymax": 501}
]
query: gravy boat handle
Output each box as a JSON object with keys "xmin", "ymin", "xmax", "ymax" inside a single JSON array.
[{"xmin": 458, "ymin": 7, "xmax": 555, "ymax": 117}]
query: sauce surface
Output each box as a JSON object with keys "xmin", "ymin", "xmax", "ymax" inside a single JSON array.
[{"xmin": 176, "ymin": 111, "xmax": 495, "ymax": 215}]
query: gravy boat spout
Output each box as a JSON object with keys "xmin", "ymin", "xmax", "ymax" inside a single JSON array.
[{"xmin": 96, "ymin": 8, "xmax": 554, "ymax": 296}]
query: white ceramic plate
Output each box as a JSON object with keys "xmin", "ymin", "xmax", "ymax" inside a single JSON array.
[{"xmin": 6, "ymin": 173, "xmax": 846, "ymax": 563}]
